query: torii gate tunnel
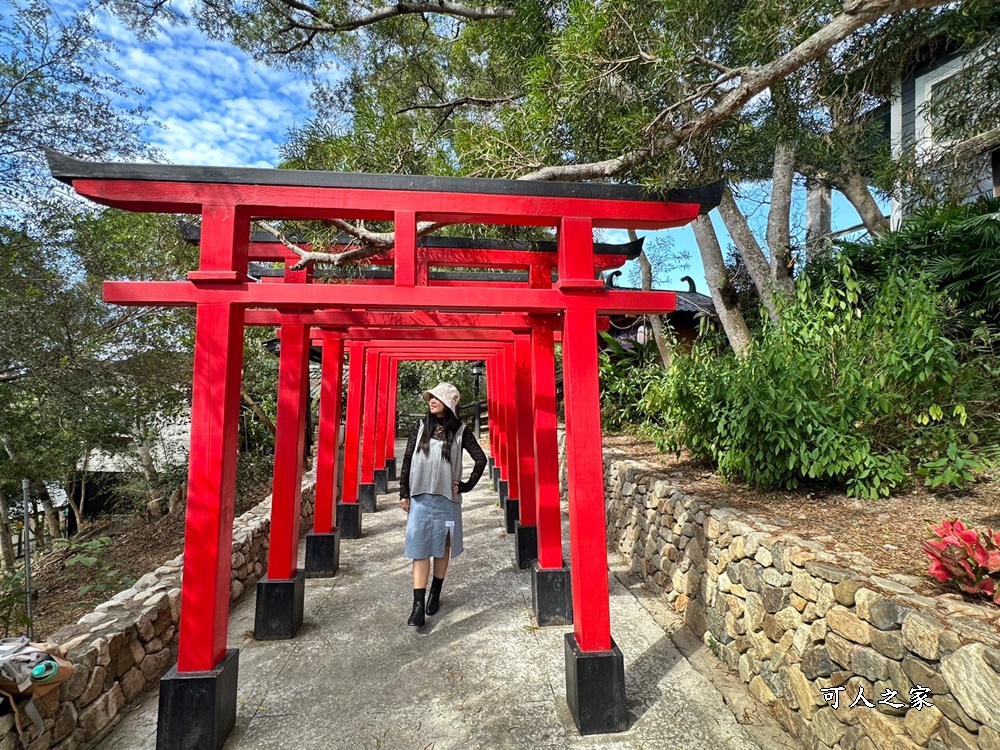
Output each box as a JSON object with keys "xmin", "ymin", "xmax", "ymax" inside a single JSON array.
[{"xmin": 46, "ymin": 150, "xmax": 721, "ymax": 747}]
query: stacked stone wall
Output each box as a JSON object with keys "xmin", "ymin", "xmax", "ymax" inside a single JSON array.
[
  {"xmin": 0, "ymin": 477, "xmax": 316, "ymax": 750},
  {"xmin": 560, "ymin": 433, "xmax": 1000, "ymax": 750}
]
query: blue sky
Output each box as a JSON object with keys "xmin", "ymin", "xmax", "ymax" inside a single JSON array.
[
  {"xmin": 77, "ymin": 2, "xmax": 326, "ymax": 168},
  {"xmin": 63, "ymin": 3, "xmax": 877, "ymax": 294}
]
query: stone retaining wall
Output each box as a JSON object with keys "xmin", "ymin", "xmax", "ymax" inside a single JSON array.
[
  {"xmin": 1, "ymin": 476, "xmax": 316, "ymax": 750},
  {"xmin": 560, "ymin": 434, "xmax": 1000, "ymax": 750}
]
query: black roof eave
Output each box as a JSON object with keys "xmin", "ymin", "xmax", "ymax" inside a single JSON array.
[{"xmin": 45, "ymin": 149, "xmax": 723, "ymax": 211}]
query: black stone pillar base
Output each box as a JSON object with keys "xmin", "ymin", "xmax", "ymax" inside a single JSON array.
[
  {"xmin": 386, "ymin": 458, "xmax": 397, "ymax": 481},
  {"xmin": 254, "ymin": 570, "xmax": 306, "ymax": 640},
  {"xmin": 305, "ymin": 530, "xmax": 340, "ymax": 578},
  {"xmin": 374, "ymin": 469, "xmax": 388, "ymax": 494},
  {"xmin": 156, "ymin": 649, "xmax": 239, "ymax": 750},
  {"xmin": 336, "ymin": 503, "xmax": 362, "ymax": 539},
  {"xmin": 564, "ymin": 634, "xmax": 627, "ymax": 735},
  {"xmin": 531, "ymin": 562, "xmax": 573, "ymax": 626},
  {"xmin": 491, "ymin": 466, "xmax": 500, "ymax": 490},
  {"xmin": 359, "ymin": 482, "xmax": 377, "ymax": 513},
  {"xmin": 488, "ymin": 457, "xmax": 495, "ymax": 479},
  {"xmin": 514, "ymin": 522, "xmax": 537, "ymax": 569},
  {"xmin": 498, "ymin": 479, "xmax": 509, "ymax": 505},
  {"xmin": 504, "ymin": 496, "xmax": 519, "ymax": 534}
]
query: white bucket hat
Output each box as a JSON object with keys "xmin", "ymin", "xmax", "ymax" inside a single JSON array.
[{"xmin": 423, "ymin": 382, "xmax": 461, "ymax": 417}]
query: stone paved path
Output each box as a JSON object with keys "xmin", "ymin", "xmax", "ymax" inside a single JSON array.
[{"xmin": 98, "ymin": 448, "xmax": 798, "ymax": 750}]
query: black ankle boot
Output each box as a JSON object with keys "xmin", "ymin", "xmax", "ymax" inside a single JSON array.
[
  {"xmin": 408, "ymin": 588, "xmax": 426, "ymax": 627},
  {"xmin": 426, "ymin": 577, "xmax": 444, "ymax": 616}
]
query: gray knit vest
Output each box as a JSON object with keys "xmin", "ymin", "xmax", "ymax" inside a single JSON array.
[{"xmin": 409, "ymin": 422, "xmax": 466, "ymax": 503}]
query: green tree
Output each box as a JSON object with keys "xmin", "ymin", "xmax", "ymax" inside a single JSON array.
[{"xmin": 0, "ymin": 0, "xmax": 150, "ymax": 220}]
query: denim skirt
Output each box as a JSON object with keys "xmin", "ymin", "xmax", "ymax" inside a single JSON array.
[{"xmin": 404, "ymin": 492, "xmax": 464, "ymax": 560}]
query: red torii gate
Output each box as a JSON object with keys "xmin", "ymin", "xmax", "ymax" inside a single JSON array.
[{"xmin": 46, "ymin": 149, "xmax": 720, "ymax": 746}]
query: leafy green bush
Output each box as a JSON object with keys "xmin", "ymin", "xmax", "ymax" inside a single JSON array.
[
  {"xmin": 833, "ymin": 197, "xmax": 1000, "ymax": 328},
  {"xmin": 54, "ymin": 536, "xmax": 136, "ymax": 596},
  {"xmin": 642, "ymin": 264, "xmax": 997, "ymax": 499},
  {"xmin": 598, "ymin": 333, "xmax": 664, "ymax": 431},
  {"xmin": 0, "ymin": 568, "xmax": 29, "ymax": 638}
]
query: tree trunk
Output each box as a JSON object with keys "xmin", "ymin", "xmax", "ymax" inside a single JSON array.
[
  {"xmin": 717, "ymin": 188, "xmax": 782, "ymax": 319},
  {"xmin": 0, "ymin": 490, "xmax": 16, "ymax": 572},
  {"xmin": 242, "ymin": 389, "xmax": 277, "ymax": 437},
  {"xmin": 767, "ymin": 141, "xmax": 797, "ymax": 297},
  {"xmin": 835, "ymin": 163, "xmax": 890, "ymax": 236},
  {"xmin": 691, "ymin": 215, "xmax": 753, "ymax": 354},
  {"xmin": 133, "ymin": 431, "xmax": 164, "ymax": 516},
  {"xmin": 66, "ymin": 454, "xmax": 89, "ymax": 534},
  {"xmin": 628, "ymin": 230, "xmax": 673, "ymax": 367},
  {"xmin": 33, "ymin": 480, "xmax": 62, "ymax": 542}
]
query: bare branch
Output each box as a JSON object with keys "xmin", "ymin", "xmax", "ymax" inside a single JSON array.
[
  {"xmin": 269, "ymin": 0, "xmax": 514, "ymax": 35},
  {"xmin": 691, "ymin": 55, "xmax": 737, "ymax": 75},
  {"xmin": 395, "ymin": 95, "xmax": 518, "ymax": 115}
]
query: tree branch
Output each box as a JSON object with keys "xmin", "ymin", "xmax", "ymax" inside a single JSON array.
[
  {"xmin": 395, "ymin": 95, "xmax": 518, "ymax": 115},
  {"xmin": 269, "ymin": 0, "xmax": 514, "ymax": 35},
  {"xmin": 951, "ymin": 125, "xmax": 1000, "ymax": 162},
  {"xmin": 518, "ymin": 0, "xmax": 955, "ymax": 181},
  {"xmin": 717, "ymin": 187, "xmax": 782, "ymax": 319}
]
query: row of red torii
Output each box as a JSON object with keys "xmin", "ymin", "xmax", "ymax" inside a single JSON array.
[{"xmin": 47, "ymin": 150, "xmax": 721, "ymax": 749}]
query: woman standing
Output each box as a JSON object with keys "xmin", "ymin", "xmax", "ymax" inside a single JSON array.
[{"xmin": 399, "ymin": 382, "xmax": 487, "ymax": 627}]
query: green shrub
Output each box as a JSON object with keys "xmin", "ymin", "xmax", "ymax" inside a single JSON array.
[
  {"xmin": 642, "ymin": 263, "xmax": 997, "ymax": 499},
  {"xmin": 598, "ymin": 333, "xmax": 664, "ymax": 431}
]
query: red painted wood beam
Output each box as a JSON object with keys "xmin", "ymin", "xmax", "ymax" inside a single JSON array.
[
  {"xmin": 104, "ymin": 281, "xmax": 678, "ymax": 315},
  {"xmin": 314, "ymin": 337, "xmax": 344, "ymax": 534},
  {"xmin": 245, "ymin": 310, "xmax": 563, "ymax": 330},
  {"xmin": 68, "ymin": 179, "xmax": 702, "ymax": 230},
  {"xmin": 176, "ymin": 303, "xmax": 244, "ymax": 672},
  {"xmin": 247, "ymin": 243, "xmax": 630, "ymax": 272}
]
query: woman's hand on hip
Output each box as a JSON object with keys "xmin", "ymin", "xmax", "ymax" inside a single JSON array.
[
  {"xmin": 400, "ymin": 497, "xmax": 410, "ymax": 513},
  {"xmin": 452, "ymin": 481, "xmax": 460, "ymax": 496}
]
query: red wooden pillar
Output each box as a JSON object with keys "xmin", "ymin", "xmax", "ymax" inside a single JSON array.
[
  {"xmin": 385, "ymin": 359, "xmax": 400, "ymax": 481},
  {"xmin": 313, "ymin": 336, "xmax": 343, "ymax": 533},
  {"xmin": 338, "ymin": 341, "xmax": 366, "ymax": 537},
  {"xmin": 529, "ymin": 325, "xmax": 573, "ymax": 626},
  {"xmin": 560, "ymin": 218, "xmax": 626, "ymax": 733},
  {"xmin": 161, "ymin": 301, "xmax": 244, "ymax": 748},
  {"xmin": 358, "ymin": 347, "xmax": 380, "ymax": 512},
  {"xmin": 512, "ymin": 333, "xmax": 537, "ymax": 565},
  {"xmin": 373, "ymin": 352, "xmax": 391, "ymax": 493},
  {"xmin": 487, "ymin": 354, "xmax": 499, "ymax": 484},
  {"xmin": 306, "ymin": 335, "xmax": 343, "ymax": 577},
  {"xmin": 176, "ymin": 302, "xmax": 245, "ymax": 671},
  {"xmin": 499, "ymin": 342, "xmax": 519, "ymax": 533},
  {"xmin": 254, "ymin": 317, "xmax": 310, "ymax": 639},
  {"xmin": 531, "ymin": 328, "xmax": 561, "ymax": 569}
]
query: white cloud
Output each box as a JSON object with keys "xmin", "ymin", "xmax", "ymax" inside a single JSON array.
[{"xmin": 69, "ymin": 2, "xmax": 323, "ymax": 167}]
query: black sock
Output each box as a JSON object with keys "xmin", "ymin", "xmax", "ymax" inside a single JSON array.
[
  {"xmin": 430, "ymin": 576, "xmax": 444, "ymax": 593},
  {"xmin": 413, "ymin": 588, "xmax": 426, "ymax": 605}
]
